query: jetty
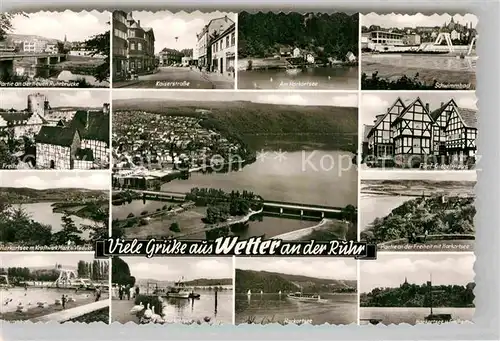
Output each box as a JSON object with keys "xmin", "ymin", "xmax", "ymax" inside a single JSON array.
[{"xmin": 30, "ymin": 300, "xmax": 109, "ymax": 323}]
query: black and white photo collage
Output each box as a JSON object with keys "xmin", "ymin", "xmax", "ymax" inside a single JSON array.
[{"xmin": 0, "ymin": 9, "xmax": 476, "ymax": 326}]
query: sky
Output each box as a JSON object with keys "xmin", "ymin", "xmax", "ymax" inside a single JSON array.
[
  {"xmin": 113, "ymin": 90, "xmax": 359, "ymax": 107},
  {"xmin": 129, "ymin": 11, "xmax": 236, "ymax": 54},
  {"xmin": 360, "ymin": 92, "xmax": 477, "ymax": 127},
  {"xmin": 236, "ymin": 257, "xmax": 357, "ymax": 280},
  {"xmin": 0, "ymin": 90, "xmax": 110, "ymax": 110},
  {"xmin": 123, "ymin": 257, "xmax": 233, "ymax": 281},
  {"xmin": 361, "ymin": 170, "xmax": 477, "ymax": 182},
  {"xmin": 10, "ymin": 10, "xmax": 110, "ymax": 42},
  {"xmin": 0, "ymin": 171, "xmax": 110, "ymax": 190},
  {"xmin": 362, "ymin": 13, "xmax": 478, "ymax": 29},
  {"xmin": 360, "ymin": 253, "xmax": 475, "ymax": 292},
  {"xmin": 0, "ymin": 253, "xmax": 100, "ymax": 268}
]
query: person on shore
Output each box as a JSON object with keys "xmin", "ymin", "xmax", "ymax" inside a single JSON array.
[
  {"xmin": 129, "ymin": 286, "xmax": 134, "ymax": 299},
  {"xmin": 61, "ymin": 295, "xmax": 66, "ymax": 309},
  {"xmin": 95, "ymin": 287, "xmax": 101, "ymax": 302},
  {"xmin": 118, "ymin": 286, "xmax": 123, "ymax": 300},
  {"xmin": 135, "ymin": 286, "xmax": 140, "ymax": 297},
  {"xmin": 424, "ymin": 229, "xmax": 429, "ymax": 242},
  {"xmin": 126, "ymin": 285, "xmax": 131, "ymax": 300}
]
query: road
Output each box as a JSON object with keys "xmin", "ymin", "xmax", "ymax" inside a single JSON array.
[{"xmin": 114, "ymin": 67, "xmax": 234, "ymax": 89}]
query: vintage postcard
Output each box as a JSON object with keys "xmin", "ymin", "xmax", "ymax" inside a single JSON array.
[
  {"xmin": 111, "ymin": 91, "xmax": 358, "ymax": 241},
  {"xmin": 360, "ymin": 253, "xmax": 475, "ymax": 325},
  {"xmin": 0, "ymin": 11, "xmax": 110, "ymax": 88},
  {"xmin": 112, "ymin": 11, "xmax": 236, "ymax": 89},
  {"xmin": 0, "ymin": 89, "xmax": 110, "ymax": 170},
  {"xmin": 0, "ymin": 253, "xmax": 110, "ymax": 323},
  {"xmin": 237, "ymin": 11, "xmax": 359, "ymax": 90},
  {"xmin": 0, "ymin": 171, "xmax": 109, "ymax": 251},
  {"xmin": 110, "ymin": 257, "xmax": 233, "ymax": 325},
  {"xmin": 360, "ymin": 92, "xmax": 478, "ymax": 170},
  {"xmin": 361, "ymin": 13, "xmax": 477, "ymax": 90},
  {"xmin": 360, "ymin": 171, "xmax": 476, "ymax": 252},
  {"xmin": 234, "ymin": 257, "xmax": 357, "ymax": 325}
]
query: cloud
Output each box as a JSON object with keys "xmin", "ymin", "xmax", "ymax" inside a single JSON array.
[
  {"xmin": 236, "ymin": 257, "xmax": 357, "ymax": 280},
  {"xmin": 1, "ymin": 253, "xmax": 99, "ymax": 268},
  {"xmin": 131, "ymin": 11, "xmax": 236, "ymax": 54},
  {"xmin": 10, "ymin": 10, "xmax": 110, "ymax": 42},
  {"xmin": 0, "ymin": 90, "xmax": 109, "ymax": 110},
  {"xmin": 126, "ymin": 257, "xmax": 233, "ymax": 281},
  {"xmin": 360, "ymin": 254, "xmax": 475, "ymax": 292},
  {"xmin": 254, "ymin": 94, "xmax": 309, "ymax": 106},
  {"xmin": 2, "ymin": 171, "xmax": 110, "ymax": 190},
  {"xmin": 331, "ymin": 94, "xmax": 358, "ymax": 107},
  {"xmin": 362, "ymin": 13, "xmax": 478, "ymax": 29}
]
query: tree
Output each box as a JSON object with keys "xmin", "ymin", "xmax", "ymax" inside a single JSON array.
[
  {"xmin": 51, "ymin": 214, "xmax": 83, "ymax": 245},
  {"xmin": 84, "ymin": 29, "xmax": 110, "ymax": 82},
  {"xmin": 169, "ymin": 222, "xmax": 180, "ymax": 232},
  {"xmin": 81, "ymin": 203, "xmax": 109, "ymax": 242},
  {"xmin": 0, "ymin": 141, "xmax": 15, "ymax": 169},
  {"xmin": 77, "ymin": 260, "xmax": 88, "ymax": 278},
  {"xmin": 112, "ymin": 257, "xmax": 135, "ymax": 286},
  {"xmin": 0, "ymin": 12, "xmax": 28, "ymax": 41}
]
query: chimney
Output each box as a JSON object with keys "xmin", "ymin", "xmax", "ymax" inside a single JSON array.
[
  {"xmin": 86, "ymin": 110, "xmax": 90, "ymax": 130},
  {"xmin": 425, "ymin": 103, "xmax": 429, "ymax": 112},
  {"xmin": 137, "ymin": 20, "xmax": 140, "ymax": 27},
  {"xmin": 44, "ymin": 100, "xmax": 50, "ymax": 110},
  {"xmin": 225, "ymin": 15, "xmax": 228, "ymax": 22},
  {"xmin": 440, "ymin": 102, "xmax": 444, "ymax": 107},
  {"xmin": 103, "ymin": 103, "xmax": 110, "ymax": 114}
]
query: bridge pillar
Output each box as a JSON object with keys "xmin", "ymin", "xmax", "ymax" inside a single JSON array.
[
  {"xmin": 57, "ymin": 56, "xmax": 61, "ymax": 62},
  {"xmin": 0, "ymin": 60, "xmax": 14, "ymax": 81},
  {"xmin": 46, "ymin": 57, "xmax": 51, "ymax": 66},
  {"xmin": 279, "ymin": 207, "xmax": 283, "ymax": 215},
  {"xmin": 300, "ymin": 210, "xmax": 304, "ymax": 217},
  {"xmin": 321, "ymin": 211, "xmax": 325, "ymax": 218}
]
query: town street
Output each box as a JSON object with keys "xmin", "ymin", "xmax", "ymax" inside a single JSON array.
[{"xmin": 114, "ymin": 66, "xmax": 234, "ymax": 89}]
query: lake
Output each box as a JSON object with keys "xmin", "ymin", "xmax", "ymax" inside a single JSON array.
[
  {"xmin": 238, "ymin": 67, "xmax": 358, "ymax": 90},
  {"xmin": 235, "ymin": 293, "xmax": 357, "ymax": 325},
  {"xmin": 14, "ymin": 202, "xmax": 95, "ymax": 239},
  {"xmin": 112, "ymin": 290, "xmax": 233, "ymax": 324},
  {"xmin": 0, "ymin": 287, "xmax": 95, "ymax": 314},
  {"xmin": 359, "ymin": 193, "xmax": 412, "ymax": 231},
  {"xmin": 360, "ymin": 307, "xmax": 474, "ymax": 325},
  {"xmin": 113, "ymin": 151, "xmax": 357, "ymax": 238},
  {"xmin": 363, "ymin": 54, "xmax": 476, "ymax": 72}
]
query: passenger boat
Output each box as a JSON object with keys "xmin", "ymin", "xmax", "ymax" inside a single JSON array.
[
  {"xmin": 165, "ymin": 280, "xmax": 191, "ymax": 299},
  {"xmin": 286, "ymin": 292, "xmax": 322, "ymax": 302}
]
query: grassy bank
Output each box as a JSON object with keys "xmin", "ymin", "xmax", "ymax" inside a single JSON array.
[{"xmin": 66, "ymin": 307, "xmax": 109, "ymax": 324}]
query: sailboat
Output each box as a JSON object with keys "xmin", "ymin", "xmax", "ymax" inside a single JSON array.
[
  {"xmin": 424, "ymin": 274, "xmax": 452, "ymax": 323},
  {"xmin": 246, "ymin": 290, "xmax": 251, "ymax": 296}
]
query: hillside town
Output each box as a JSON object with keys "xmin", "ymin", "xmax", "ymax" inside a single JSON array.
[
  {"xmin": 112, "ymin": 11, "xmax": 235, "ymax": 89},
  {"xmin": 112, "ymin": 109, "xmax": 248, "ymax": 184},
  {"xmin": 0, "ymin": 93, "xmax": 110, "ymax": 170}
]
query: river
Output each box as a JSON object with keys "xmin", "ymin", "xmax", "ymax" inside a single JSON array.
[
  {"xmin": 235, "ymin": 293, "xmax": 357, "ymax": 325},
  {"xmin": 360, "ymin": 307, "xmax": 474, "ymax": 325},
  {"xmin": 113, "ymin": 151, "xmax": 357, "ymax": 238},
  {"xmin": 14, "ymin": 202, "xmax": 95, "ymax": 239},
  {"xmin": 112, "ymin": 290, "xmax": 233, "ymax": 324},
  {"xmin": 238, "ymin": 67, "xmax": 358, "ymax": 90}
]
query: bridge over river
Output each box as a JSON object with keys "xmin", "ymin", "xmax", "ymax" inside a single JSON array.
[
  {"xmin": 0, "ymin": 52, "xmax": 67, "ymax": 80},
  {"xmin": 115, "ymin": 189, "xmax": 351, "ymax": 220}
]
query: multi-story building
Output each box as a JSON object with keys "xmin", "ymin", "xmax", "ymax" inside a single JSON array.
[
  {"xmin": 367, "ymin": 31, "xmax": 404, "ymax": 46},
  {"xmin": 158, "ymin": 48, "xmax": 182, "ymax": 66},
  {"xmin": 363, "ymin": 97, "xmax": 477, "ymax": 167},
  {"xmin": 196, "ymin": 15, "xmax": 234, "ymax": 69},
  {"xmin": 126, "ymin": 13, "xmax": 155, "ymax": 74},
  {"xmin": 210, "ymin": 23, "xmax": 236, "ymax": 77},
  {"xmin": 112, "ymin": 10, "xmax": 129, "ymax": 79},
  {"xmin": 35, "ymin": 126, "xmax": 81, "ymax": 169},
  {"xmin": 23, "ymin": 39, "xmax": 48, "ymax": 53}
]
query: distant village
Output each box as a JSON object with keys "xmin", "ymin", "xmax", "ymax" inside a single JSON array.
[{"xmin": 0, "ymin": 93, "xmax": 110, "ymax": 170}]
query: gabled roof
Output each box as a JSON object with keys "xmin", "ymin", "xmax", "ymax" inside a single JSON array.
[
  {"xmin": 70, "ymin": 110, "xmax": 110, "ymax": 145},
  {"xmin": 457, "ymin": 107, "xmax": 477, "ymax": 128},
  {"xmin": 391, "ymin": 97, "xmax": 430, "ymax": 126},
  {"xmin": 430, "ymin": 99, "xmax": 456, "ymax": 121},
  {"xmin": 35, "ymin": 126, "xmax": 79, "ymax": 147},
  {"xmin": 367, "ymin": 97, "xmax": 406, "ymax": 138},
  {"xmin": 363, "ymin": 125, "xmax": 373, "ymax": 142}
]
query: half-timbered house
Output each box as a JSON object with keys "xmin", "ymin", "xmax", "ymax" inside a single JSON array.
[
  {"xmin": 35, "ymin": 126, "xmax": 81, "ymax": 169},
  {"xmin": 0, "ymin": 111, "xmax": 47, "ymax": 139},
  {"xmin": 363, "ymin": 96, "xmax": 478, "ymax": 167}
]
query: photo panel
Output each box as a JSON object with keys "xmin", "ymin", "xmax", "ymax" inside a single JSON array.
[
  {"xmin": 110, "ymin": 256, "xmax": 233, "ymax": 325},
  {"xmin": 361, "ymin": 13, "xmax": 477, "ymax": 90},
  {"xmin": 112, "ymin": 10, "xmax": 236, "ymax": 89},
  {"xmin": 0, "ymin": 11, "xmax": 110, "ymax": 88},
  {"xmin": 360, "ymin": 91, "xmax": 478, "ymax": 171},
  {"xmin": 111, "ymin": 90, "xmax": 358, "ymax": 243},
  {"xmin": 359, "ymin": 253, "xmax": 475, "ymax": 325},
  {"xmin": 234, "ymin": 257, "xmax": 358, "ymax": 325},
  {"xmin": 360, "ymin": 171, "xmax": 476, "ymax": 252},
  {"xmin": 0, "ymin": 171, "xmax": 110, "ymax": 251},
  {"xmin": 0, "ymin": 252, "xmax": 110, "ymax": 323},
  {"xmin": 237, "ymin": 11, "xmax": 359, "ymax": 90},
  {"xmin": 0, "ymin": 89, "xmax": 110, "ymax": 170}
]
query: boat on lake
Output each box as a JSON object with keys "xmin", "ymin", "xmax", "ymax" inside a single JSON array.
[
  {"xmin": 165, "ymin": 279, "xmax": 191, "ymax": 299},
  {"xmin": 287, "ymin": 292, "xmax": 322, "ymax": 302}
]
